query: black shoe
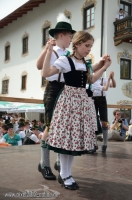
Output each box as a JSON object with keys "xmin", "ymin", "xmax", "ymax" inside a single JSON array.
[
  {"xmin": 54, "ymin": 161, "xmax": 60, "ymax": 172},
  {"xmin": 38, "ymin": 163, "xmax": 56, "ymax": 180},
  {"xmin": 86, "ymin": 145, "xmax": 98, "ymax": 154},
  {"xmin": 102, "ymin": 145, "xmax": 107, "ymax": 153},
  {"xmin": 69, "ymin": 176, "xmax": 79, "ymax": 189},
  {"xmin": 58, "ymin": 174, "xmax": 77, "ymax": 190}
]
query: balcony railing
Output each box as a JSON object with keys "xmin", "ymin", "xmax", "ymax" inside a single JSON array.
[{"xmin": 113, "ymin": 16, "xmax": 132, "ymax": 46}]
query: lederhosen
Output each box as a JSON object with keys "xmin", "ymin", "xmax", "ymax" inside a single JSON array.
[
  {"xmin": 92, "ymin": 77, "xmax": 108, "ymax": 123},
  {"xmin": 43, "ymin": 50, "xmax": 65, "ymax": 128}
]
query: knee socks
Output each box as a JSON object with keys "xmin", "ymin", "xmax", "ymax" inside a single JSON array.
[
  {"xmin": 40, "ymin": 140, "xmax": 50, "ymax": 168},
  {"xmin": 102, "ymin": 127, "xmax": 108, "ymax": 146},
  {"xmin": 60, "ymin": 154, "xmax": 74, "ymax": 185}
]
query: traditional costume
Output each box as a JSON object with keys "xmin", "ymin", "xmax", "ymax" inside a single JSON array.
[{"xmin": 46, "ymin": 56, "xmax": 97, "ymax": 155}]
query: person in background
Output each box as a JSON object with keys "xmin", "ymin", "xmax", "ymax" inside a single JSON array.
[
  {"xmin": 1, "ymin": 124, "xmax": 8, "ymax": 136},
  {"xmin": 90, "ymin": 71, "xmax": 116, "ymax": 153},
  {"xmin": 109, "ymin": 109, "xmax": 128, "ymax": 141},
  {"xmin": 23, "ymin": 125, "xmax": 40, "ymax": 145},
  {"xmin": 16, "ymin": 123, "xmax": 26, "ymax": 144},
  {"xmin": 0, "ymin": 123, "xmax": 22, "ymax": 146},
  {"xmin": 115, "ymin": 8, "xmax": 128, "ymax": 20}
]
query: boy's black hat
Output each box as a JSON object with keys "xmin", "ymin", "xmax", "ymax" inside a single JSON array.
[
  {"xmin": 49, "ymin": 22, "xmax": 76, "ymax": 37},
  {"xmin": 7, "ymin": 123, "xmax": 13, "ymax": 129},
  {"xmin": 18, "ymin": 123, "xmax": 25, "ymax": 128}
]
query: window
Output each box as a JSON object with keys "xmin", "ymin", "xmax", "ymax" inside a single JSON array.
[
  {"xmin": 41, "ymin": 77, "xmax": 47, "ymax": 87},
  {"xmin": 120, "ymin": 59, "xmax": 131, "ymax": 79},
  {"xmin": 2, "ymin": 80, "xmax": 9, "ymax": 94},
  {"xmin": 21, "ymin": 75, "xmax": 27, "ymax": 90},
  {"xmin": 120, "ymin": 1, "xmax": 131, "ymax": 16},
  {"xmin": 42, "ymin": 26, "xmax": 50, "ymax": 46},
  {"xmin": 23, "ymin": 37, "xmax": 28, "ymax": 54},
  {"xmin": 84, "ymin": 5, "xmax": 94, "ymax": 29},
  {"xmin": 5, "ymin": 45, "xmax": 10, "ymax": 61}
]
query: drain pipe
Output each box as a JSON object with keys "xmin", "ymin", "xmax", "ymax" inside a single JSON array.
[{"xmin": 100, "ymin": 0, "xmax": 105, "ymax": 57}]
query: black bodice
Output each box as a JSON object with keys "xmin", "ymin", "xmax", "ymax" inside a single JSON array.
[{"xmin": 63, "ymin": 57, "xmax": 88, "ymax": 88}]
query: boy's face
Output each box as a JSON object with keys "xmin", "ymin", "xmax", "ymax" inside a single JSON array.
[
  {"xmin": 60, "ymin": 32, "xmax": 72, "ymax": 48},
  {"xmin": 76, "ymin": 40, "xmax": 94, "ymax": 57}
]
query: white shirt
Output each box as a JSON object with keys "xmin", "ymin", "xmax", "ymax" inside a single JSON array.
[
  {"xmin": 19, "ymin": 131, "xmax": 26, "ymax": 139},
  {"xmin": 92, "ymin": 77, "xmax": 107, "ymax": 97},
  {"xmin": 46, "ymin": 46, "xmax": 68, "ymax": 82},
  {"xmin": 54, "ymin": 56, "xmax": 87, "ymax": 73},
  {"xmin": 29, "ymin": 134, "xmax": 39, "ymax": 143},
  {"xmin": 116, "ymin": 12, "xmax": 127, "ymax": 19}
]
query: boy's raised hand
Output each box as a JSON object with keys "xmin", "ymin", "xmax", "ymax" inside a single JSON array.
[{"xmin": 47, "ymin": 39, "xmax": 56, "ymax": 51}]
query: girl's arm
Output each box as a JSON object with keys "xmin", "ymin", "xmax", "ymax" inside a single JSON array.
[
  {"xmin": 92, "ymin": 54, "xmax": 110, "ymax": 72},
  {"xmin": 88, "ymin": 58, "xmax": 112, "ymax": 83}
]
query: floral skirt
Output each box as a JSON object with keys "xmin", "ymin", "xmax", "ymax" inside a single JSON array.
[{"xmin": 46, "ymin": 85, "xmax": 97, "ymax": 155}]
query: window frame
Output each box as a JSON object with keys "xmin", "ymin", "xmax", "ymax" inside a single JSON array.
[
  {"xmin": 2, "ymin": 79, "xmax": 9, "ymax": 94},
  {"xmin": 120, "ymin": 58, "xmax": 131, "ymax": 80},
  {"xmin": 21, "ymin": 75, "xmax": 27, "ymax": 90},
  {"xmin": 22, "ymin": 37, "xmax": 28, "ymax": 54},
  {"xmin": 5, "ymin": 45, "xmax": 10, "ymax": 61},
  {"xmin": 42, "ymin": 26, "xmax": 50, "ymax": 46},
  {"xmin": 83, "ymin": 4, "xmax": 94, "ymax": 30},
  {"xmin": 120, "ymin": 1, "xmax": 131, "ymax": 16}
]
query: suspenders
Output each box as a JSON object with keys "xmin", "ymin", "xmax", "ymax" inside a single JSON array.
[
  {"xmin": 53, "ymin": 50, "xmax": 61, "ymax": 82},
  {"xmin": 100, "ymin": 77, "xmax": 104, "ymax": 96}
]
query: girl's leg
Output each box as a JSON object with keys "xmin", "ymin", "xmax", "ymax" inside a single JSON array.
[
  {"xmin": 60, "ymin": 154, "xmax": 72, "ymax": 185},
  {"xmin": 68, "ymin": 155, "xmax": 75, "ymax": 183}
]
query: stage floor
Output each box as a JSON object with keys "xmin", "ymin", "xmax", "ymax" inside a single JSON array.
[{"xmin": 0, "ymin": 141, "xmax": 132, "ymax": 200}]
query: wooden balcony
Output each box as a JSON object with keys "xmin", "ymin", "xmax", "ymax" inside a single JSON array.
[{"xmin": 113, "ymin": 16, "xmax": 132, "ymax": 46}]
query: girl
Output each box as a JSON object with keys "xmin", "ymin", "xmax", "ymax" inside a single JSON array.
[{"xmin": 42, "ymin": 31, "xmax": 111, "ymax": 190}]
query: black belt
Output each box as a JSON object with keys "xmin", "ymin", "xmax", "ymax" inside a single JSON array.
[{"xmin": 48, "ymin": 81, "xmax": 65, "ymax": 86}]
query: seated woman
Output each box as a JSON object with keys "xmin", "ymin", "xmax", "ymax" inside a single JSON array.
[{"xmin": 0, "ymin": 123, "xmax": 22, "ymax": 146}]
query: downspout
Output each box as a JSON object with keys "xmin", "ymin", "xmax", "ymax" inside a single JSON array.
[{"xmin": 100, "ymin": 0, "xmax": 105, "ymax": 57}]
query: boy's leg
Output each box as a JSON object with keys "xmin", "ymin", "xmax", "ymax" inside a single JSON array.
[
  {"xmin": 38, "ymin": 127, "xmax": 56, "ymax": 180},
  {"xmin": 54, "ymin": 153, "xmax": 60, "ymax": 171}
]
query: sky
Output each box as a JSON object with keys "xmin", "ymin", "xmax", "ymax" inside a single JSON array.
[{"xmin": 0, "ymin": 0, "xmax": 29, "ymax": 20}]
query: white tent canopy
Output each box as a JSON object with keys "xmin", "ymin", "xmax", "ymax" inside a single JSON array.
[{"xmin": 0, "ymin": 102, "xmax": 44, "ymax": 113}]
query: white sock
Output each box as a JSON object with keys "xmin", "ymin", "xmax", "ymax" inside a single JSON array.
[
  {"xmin": 60, "ymin": 154, "xmax": 72, "ymax": 185},
  {"xmin": 68, "ymin": 155, "xmax": 75, "ymax": 183}
]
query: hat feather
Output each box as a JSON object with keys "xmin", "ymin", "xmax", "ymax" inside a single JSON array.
[{"xmin": 57, "ymin": 13, "xmax": 69, "ymax": 23}]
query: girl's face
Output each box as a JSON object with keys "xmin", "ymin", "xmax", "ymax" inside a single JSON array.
[{"xmin": 76, "ymin": 39, "xmax": 94, "ymax": 57}]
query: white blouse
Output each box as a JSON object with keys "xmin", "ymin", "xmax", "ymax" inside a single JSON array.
[{"xmin": 54, "ymin": 56, "xmax": 87, "ymax": 73}]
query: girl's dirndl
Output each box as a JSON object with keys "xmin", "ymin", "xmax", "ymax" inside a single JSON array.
[{"xmin": 46, "ymin": 56, "xmax": 97, "ymax": 155}]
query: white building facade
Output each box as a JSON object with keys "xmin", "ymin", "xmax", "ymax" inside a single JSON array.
[{"xmin": 0, "ymin": 0, "xmax": 132, "ymax": 122}]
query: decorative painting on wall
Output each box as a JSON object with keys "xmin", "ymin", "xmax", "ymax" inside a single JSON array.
[{"xmin": 122, "ymin": 82, "xmax": 132, "ymax": 98}]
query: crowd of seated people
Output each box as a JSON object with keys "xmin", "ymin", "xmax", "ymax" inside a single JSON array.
[{"xmin": 0, "ymin": 113, "xmax": 45, "ymax": 146}]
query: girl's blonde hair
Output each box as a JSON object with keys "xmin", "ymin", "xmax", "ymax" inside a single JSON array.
[{"xmin": 71, "ymin": 31, "xmax": 94, "ymax": 56}]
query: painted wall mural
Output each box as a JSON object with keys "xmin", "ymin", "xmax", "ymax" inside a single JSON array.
[{"xmin": 122, "ymin": 82, "xmax": 132, "ymax": 98}]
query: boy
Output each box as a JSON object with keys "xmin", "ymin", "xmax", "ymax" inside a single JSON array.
[{"xmin": 36, "ymin": 13, "xmax": 76, "ymax": 180}]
